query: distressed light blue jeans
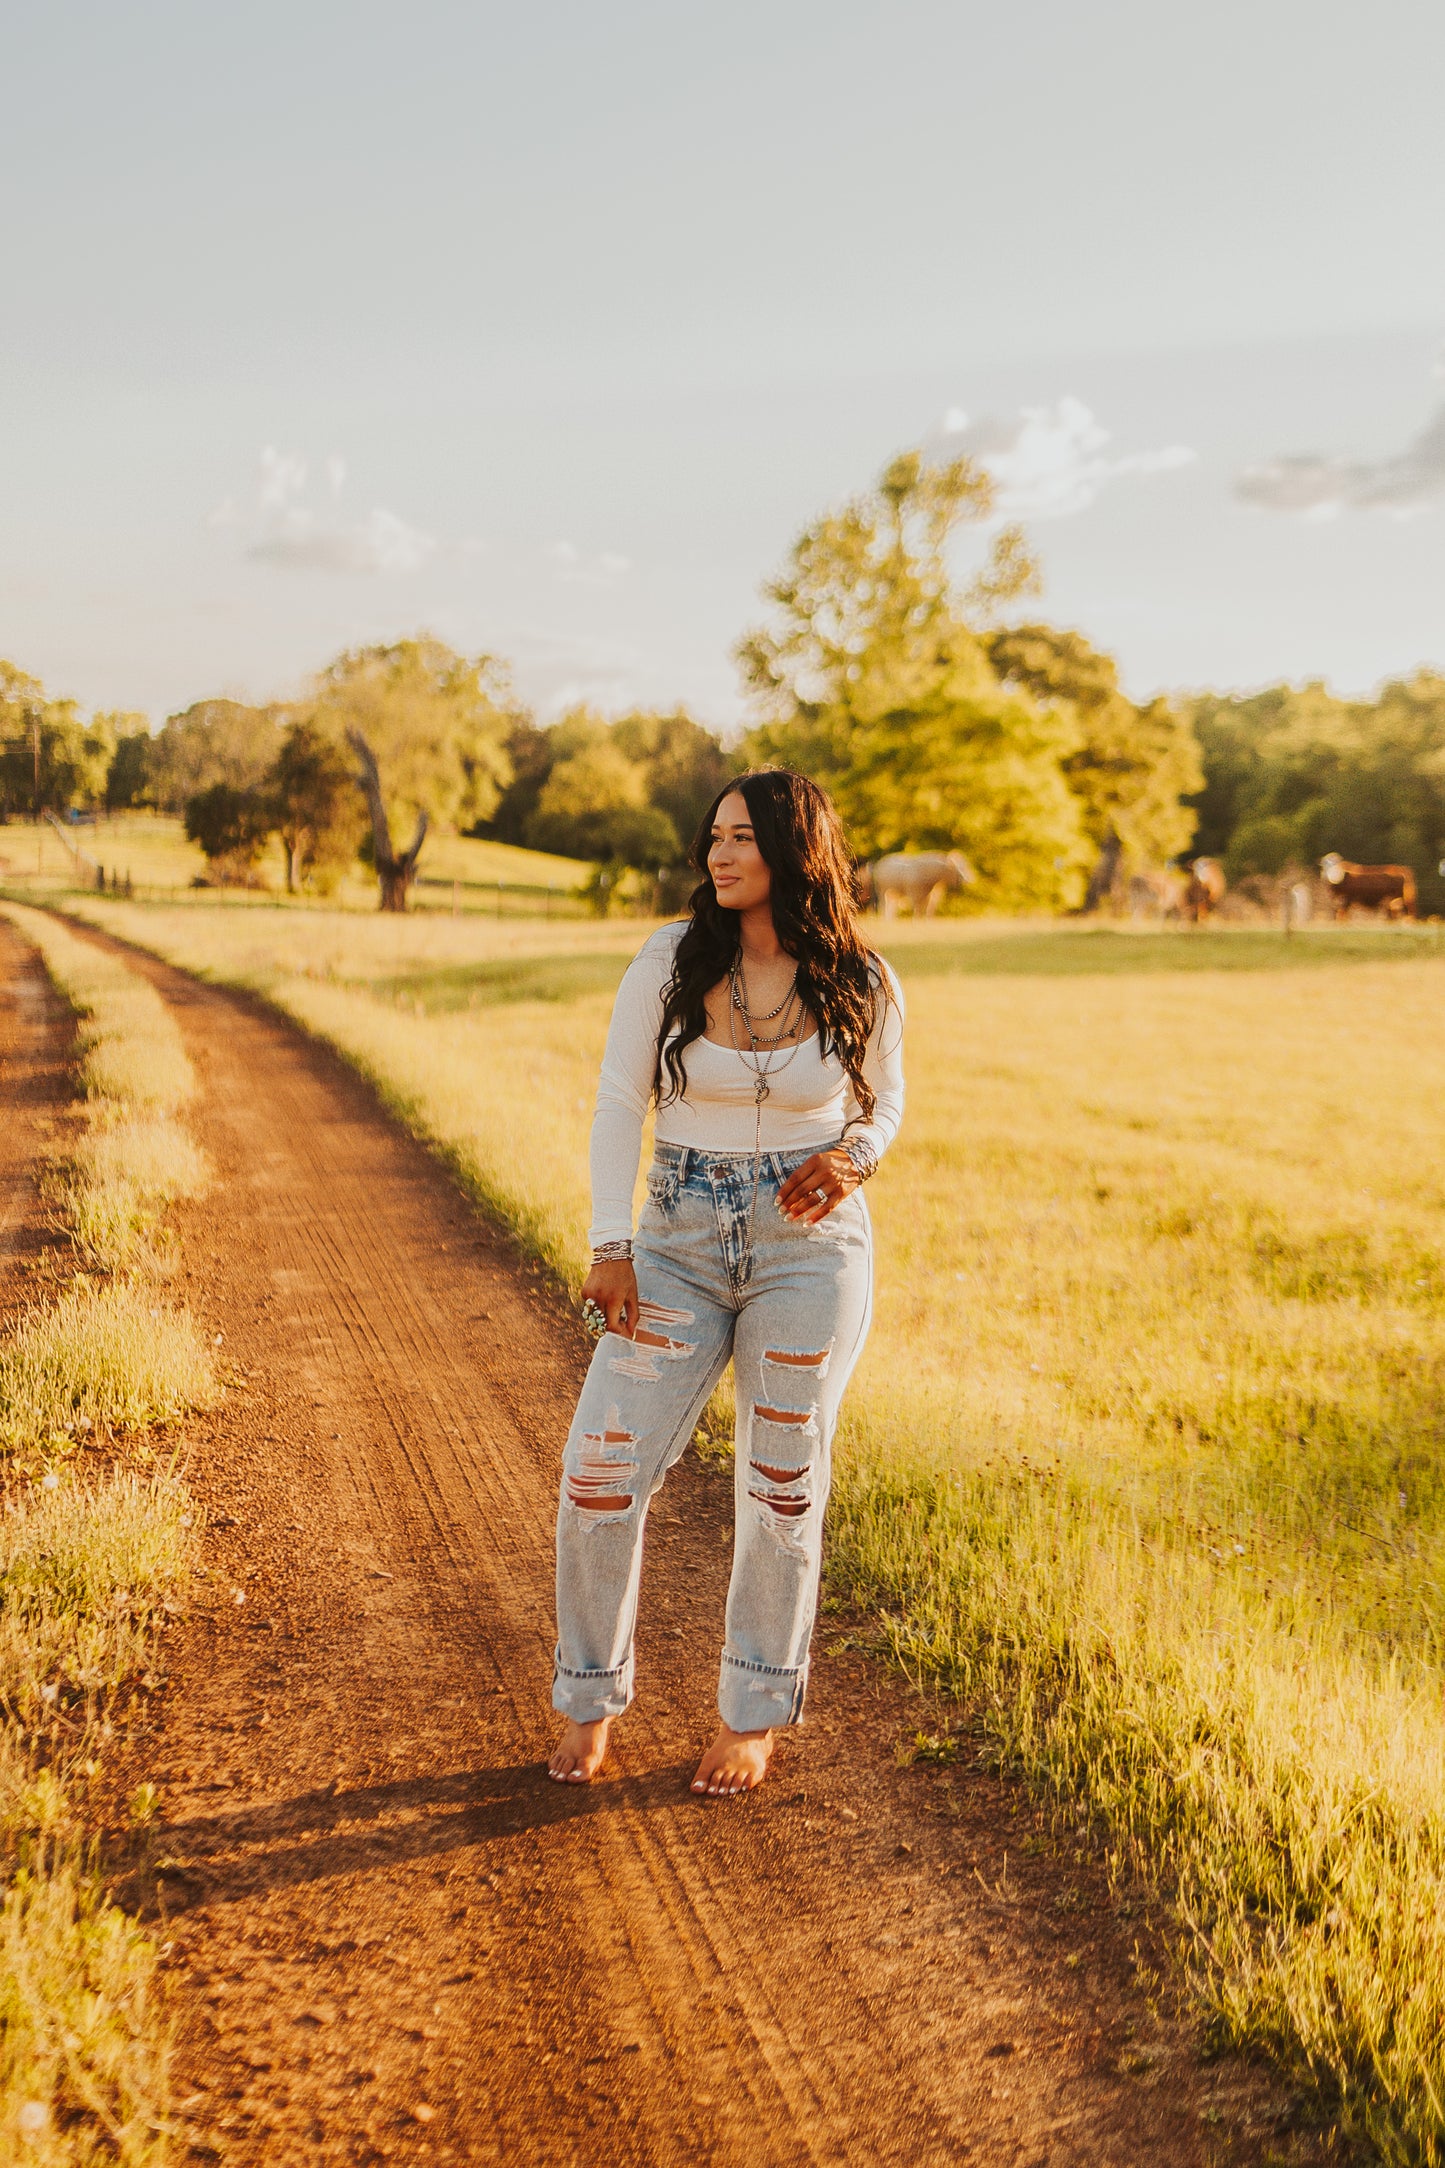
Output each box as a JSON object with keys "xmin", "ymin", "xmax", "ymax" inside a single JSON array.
[{"xmin": 553, "ymin": 1142, "xmax": 873, "ymax": 1733}]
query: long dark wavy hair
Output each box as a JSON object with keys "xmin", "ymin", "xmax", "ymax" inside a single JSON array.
[{"xmin": 655, "ymin": 768, "xmax": 885, "ymax": 1119}]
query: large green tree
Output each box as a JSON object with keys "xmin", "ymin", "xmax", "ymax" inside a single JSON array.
[
  {"xmin": 144, "ymin": 699, "xmax": 281, "ymax": 812},
  {"xmin": 305, "ymin": 638, "xmax": 519, "ymax": 910},
  {"xmin": 269, "ymin": 722, "xmax": 364, "ymax": 894},
  {"xmin": 486, "ymin": 705, "xmax": 733, "ymax": 861},
  {"xmin": 483, "ymin": 718, "xmax": 556, "ymax": 847},
  {"xmin": 100, "ymin": 715, "xmax": 153, "ymax": 812},
  {"xmin": 183, "ymin": 781, "xmax": 274, "ymax": 885},
  {"xmin": 0, "ymin": 663, "xmax": 116, "ymax": 817},
  {"xmin": 986, "ymin": 624, "xmax": 1202, "ymax": 907},
  {"xmin": 609, "ymin": 710, "xmax": 737, "ymax": 848},
  {"xmin": 525, "ymin": 712, "xmax": 679, "ymax": 867},
  {"xmin": 738, "ymin": 452, "xmax": 1087, "ymax": 905},
  {"xmin": 1186, "ymin": 674, "xmax": 1445, "ymax": 914}
]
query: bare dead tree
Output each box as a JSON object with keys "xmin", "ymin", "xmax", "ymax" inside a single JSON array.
[{"xmin": 347, "ymin": 728, "xmax": 429, "ymax": 912}]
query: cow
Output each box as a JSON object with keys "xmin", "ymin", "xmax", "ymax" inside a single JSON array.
[
  {"xmin": 1183, "ymin": 856, "xmax": 1226, "ymax": 923},
  {"xmin": 1319, "ymin": 853, "xmax": 1417, "ymax": 920},
  {"xmin": 871, "ymin": 851, "xmax": 977, "ymax": 918}
]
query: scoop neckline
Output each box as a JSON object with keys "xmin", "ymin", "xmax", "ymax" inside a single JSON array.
[{"xmin": 696, "ymin": 1031, "xmax": 823, "ymax": 1056}]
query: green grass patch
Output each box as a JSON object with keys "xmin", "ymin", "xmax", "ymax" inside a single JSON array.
[
  {"xmin": 365, "ymin": 952, "xmax": 642, "ymax": 1013},
  {"xmin": 885, "ymin": 924, "xmax": 1445, "ymax": 978}
]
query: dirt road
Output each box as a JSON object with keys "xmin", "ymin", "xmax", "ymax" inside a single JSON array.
[{"xmin": 38, "ymin": 928, "xmax": 1308, "ymax": 2166}]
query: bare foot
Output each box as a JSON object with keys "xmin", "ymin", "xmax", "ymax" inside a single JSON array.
[
  {"xmin": 548, "ymin": 1716, "xmax": 611, "ymax": 1783},
  {"xmin": 691, "ymin": 1724, "xmax": 773, "ymax": 1798}
]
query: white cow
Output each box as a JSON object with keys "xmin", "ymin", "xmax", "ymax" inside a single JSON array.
[{"xmin": 871, "ymin": 851, "xmax": 977, "ymax": 918}]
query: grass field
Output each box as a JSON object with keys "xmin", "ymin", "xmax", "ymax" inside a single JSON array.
[
  {"xmin": 0, "ymin": 815, "xmax": 590, "ymax": 914},
  {"xmin": 35, "ymin": 893, "xmax": 1445, "ymax": 2160}
]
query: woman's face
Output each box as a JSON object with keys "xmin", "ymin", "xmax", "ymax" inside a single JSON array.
[{"xmin": 708, "ymin": 791, "xmax": 772, "ymax": 914}]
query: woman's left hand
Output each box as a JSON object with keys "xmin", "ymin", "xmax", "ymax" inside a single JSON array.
[{"xmin": 777, "ymin": 1149, "xmax": 861, "ymax": 1225}]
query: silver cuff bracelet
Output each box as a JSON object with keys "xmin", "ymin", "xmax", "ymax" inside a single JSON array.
[
  {"xmin": 590, "ymin": 1239, "xmax": 634, "ymax": 1264},
  {"xmin": 842, "ymin": 1137, "xmax": 879, "ymax": 1183}
]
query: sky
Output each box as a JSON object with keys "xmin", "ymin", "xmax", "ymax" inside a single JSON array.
[{"xmin": 3, "ymin": 0, "xmax": 1444, "ymax": 732}]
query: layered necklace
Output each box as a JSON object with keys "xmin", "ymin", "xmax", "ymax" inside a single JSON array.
[{"xmin": 727, "ymin": 951, "xmax": 808, "ymax": 1261}]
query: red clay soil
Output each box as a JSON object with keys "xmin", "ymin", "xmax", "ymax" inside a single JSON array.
[{"xmin": 38, "ymin": 925, "xmax": 1338, "ymax": 2167}]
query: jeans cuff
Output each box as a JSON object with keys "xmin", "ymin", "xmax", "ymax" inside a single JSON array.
[
  {"xmin": 718, "ymin": 1650, "xmax": 808, "ymax": 1730},
  {"xmin": 552, "ymin": 1651, "xmax": 633, "ymax": 1722}
]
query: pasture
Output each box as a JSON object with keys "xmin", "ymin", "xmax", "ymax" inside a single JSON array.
[
  {"xmin": 38, "ymin": 890, "xmax": 1445, "ymax": 2159},
  {"xmin": 0, "ymin": 813, "xmax": 590, "ymax": 912}
]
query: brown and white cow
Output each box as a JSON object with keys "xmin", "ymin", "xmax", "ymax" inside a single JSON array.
[{"xmin": 1319, "ymin": 854, "xmax": 1417, "ymax": 920}]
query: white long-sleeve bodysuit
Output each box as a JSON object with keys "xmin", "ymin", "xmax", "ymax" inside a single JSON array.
[{"xmin": 588, "ymin": 922, "xmax": 906, "ymax": 1249}]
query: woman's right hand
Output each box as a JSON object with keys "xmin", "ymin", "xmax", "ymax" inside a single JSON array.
[{"xmin": 583, "ymin": 1258, "xmax": 639, "ymax": 1340}]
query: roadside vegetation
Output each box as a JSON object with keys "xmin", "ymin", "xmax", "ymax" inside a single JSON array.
[
  {"xmin": 4, "ymin": 905, "xmax": 207, "ymax": 1274},
  {"xmin": 9, "ymin": 420, "xmax": 1445, "ymax": 2158},
  {"xmin": 41, "ymin": 891, "xmax": 1445, "ymax": 2160},
  {"xmin": 0, "ymin": 904, "xmax": 216, "ymax": 2162}
]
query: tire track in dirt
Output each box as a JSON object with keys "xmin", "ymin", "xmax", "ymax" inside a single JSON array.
[{"xmin": 42, "ymin": 924, "xmax": 1317, "ymax": 2168}]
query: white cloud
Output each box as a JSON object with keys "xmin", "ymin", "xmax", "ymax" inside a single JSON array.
[
  {"xmin": 258, "ymin": 446, "xmax": 308, "ymax": 513},
  {"xmin": 931, "ymin": 395, "xmax": 1195, "ymax": 519},
  {"xmin": 549, "ymin": 538, "xmax": 632, "ymax": 585},
  {"xmin": 209, "ymin": 446, "xmax": 436, "ymax": 574},
  {"xmin": 249, "ymin": 504, "xmax": 436, "ymax": 574},
  {"xmin": 1236, "ymin": 364, "xmax": 1445, "ymax": 516}
]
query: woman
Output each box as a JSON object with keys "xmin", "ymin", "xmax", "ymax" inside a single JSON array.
[{"xmin": 548, "ymin": 769, "xmax": 905, "ymax": 1797}]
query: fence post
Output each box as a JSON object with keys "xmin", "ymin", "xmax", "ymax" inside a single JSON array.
[{"xmin": 496, "ymin": 880, "xmax": 504, "ymax": 920}]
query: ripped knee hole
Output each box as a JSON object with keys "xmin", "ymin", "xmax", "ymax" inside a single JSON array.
[
  {"xmin": 750, "ymin": 1460, "xmax": 812, "ymax": 1517},
  {"xmin": 567, "ymin": 1420, "xmax": 637, "ymax": 1512}
]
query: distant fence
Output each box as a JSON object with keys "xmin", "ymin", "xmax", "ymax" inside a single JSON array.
[
  {"xmin": 41, "ymin": 812, "xmax": 134, "ymax": 895},
  {"xmin": 412, "ymin": 875, "xmax": 591, "ymax": 920}
]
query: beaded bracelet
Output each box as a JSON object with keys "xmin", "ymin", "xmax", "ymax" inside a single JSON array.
[{"xmin": 590, "ymin": 1239, "xmax": 634, "ymax": 1264}]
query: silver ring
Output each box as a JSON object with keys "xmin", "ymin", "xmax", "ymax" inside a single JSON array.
[
  {"xmin": 580, "ymin": 1298, "xmax": 608, "ymax": 1340},
  {"xmin": 812, "ymin": 1187, "xmax": 828, "ymax": 1204}
]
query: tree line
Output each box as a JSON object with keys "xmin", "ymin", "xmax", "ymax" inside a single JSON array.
[{"xmin": 4, "ymin": 444, "xmax": 1445, "ymax": 912}]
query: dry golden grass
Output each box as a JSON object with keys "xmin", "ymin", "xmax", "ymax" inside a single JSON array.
[
  {"xmin": 55, "ymin": 893, "xmax": 1445, "ymax": 2158},
  {"xmin": 0, "ymin": 1857, "xmax": 170, "ymax": 2167},
  {"xmin": 0, "ymin": 1284, "xmax": 217, "ymax": 1462},
  {"xmin": 1, "ymin": 905, "xmax": 207, "ymax": 1274},
  {"xmin": 0, "ymin": 904, "xmax": 215, "ymax": 2160},
  {"xmin": 0, "ymin": 1461, "xmax": 195, "ymax": 2165},
  {"xmin": 0, "ymin": 1464, "xmax": 192, "ymax": 2165}
]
